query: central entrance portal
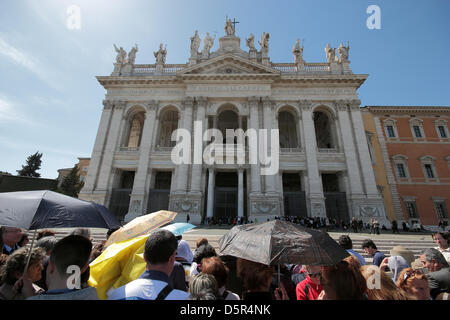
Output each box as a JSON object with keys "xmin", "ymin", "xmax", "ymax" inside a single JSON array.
[{"xmin": 214, "ymin": 171, "xmax": 238, "ymax": 220}]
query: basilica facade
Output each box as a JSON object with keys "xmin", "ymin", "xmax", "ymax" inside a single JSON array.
[{"xmin": 79, "ymin": 22, "xmax": 388, "ymax": 226}]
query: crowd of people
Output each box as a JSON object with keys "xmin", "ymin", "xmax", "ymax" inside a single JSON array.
[{"xmin": 0, "ymin": 225, "xmax": 449, "ymax": 301}]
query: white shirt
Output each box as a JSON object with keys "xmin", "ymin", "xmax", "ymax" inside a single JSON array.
[{"xmin": 435, "ymin": 246, "xmax": 450, "ymax": 265}]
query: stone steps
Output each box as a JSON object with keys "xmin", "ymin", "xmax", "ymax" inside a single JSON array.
[{"xmin": 27, "ymin": 228, "xmax": 436, "ymax": 264}]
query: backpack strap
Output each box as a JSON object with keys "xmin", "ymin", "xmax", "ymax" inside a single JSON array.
[
  {"xmin": 304, "ymin": 284, "xmax": 310, "ymax": 300},
  {"xmin": 155, "ymin": 284, "xmax": 173, "ymax": 300},
  {"xmin": 222, "ymin": 290, "xmax": 229, "ymax": 300}
]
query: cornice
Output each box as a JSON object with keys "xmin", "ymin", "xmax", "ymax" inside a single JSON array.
[{"xmin": 364, "ymin": 106, "xmax": 450, "ymax": 114}]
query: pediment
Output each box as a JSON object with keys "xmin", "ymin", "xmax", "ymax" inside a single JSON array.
[{"xmin": 178, "ymin": 54, "xmax": 280, "ymax": 77}]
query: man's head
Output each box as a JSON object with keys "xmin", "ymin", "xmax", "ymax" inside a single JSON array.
[
  {"xmin": 144, "ymin": 230, "xmax": 178, "ymax": 275},
  {"xmin": 1, "ymin": 227, "xmax": 23, "ymax": 247},
  {"xmin": 361, "ymin": 239, "xmax": 377, "ymax": 256},
  {"xmin": 338, "ymin": 235, "xmax": 353, "ymax": 250},
  {"xmin": 47, "ymin": 235, "xmax": 92, "ymax": 288},
  {"xmin": 304, "ymin": 265, "xmax": 322, "ymax": 286},
  {"xmin": 432, "ymin": 232, "xmax": 449, "ymax": 249},
  {"xmin": 420, "ymin": 248, "xmax": 449, "ymax": 272}
]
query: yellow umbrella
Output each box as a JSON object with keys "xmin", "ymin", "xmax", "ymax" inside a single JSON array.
[
  {"xmin": 88, "ymin": 234, "xmax": 149, "ymax": 299},
  {"xmin": 104, "ymin": 210, "xmax": 177, "ymax": 247}
]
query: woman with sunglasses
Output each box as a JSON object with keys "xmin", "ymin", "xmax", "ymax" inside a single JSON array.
[
  {"xmin": 397, "ymin": 267, "xmax": 431, "ymax": 300},
  {"xmin": 296, "ymin": 265, "xmax": 323, "ymax": 300}
]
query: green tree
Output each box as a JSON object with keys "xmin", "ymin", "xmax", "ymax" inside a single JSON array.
[
  {"xmin": 58, "ymin": 165, "xmax": 84, "ymax": 198},
  {"xmin": 17, "ymin": 151, "xmax": 43, "ymax": 177}
]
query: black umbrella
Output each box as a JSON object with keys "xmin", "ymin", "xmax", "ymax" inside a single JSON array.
[
  {"xmin": 0, "ymin": 190, "xmax": 121, "ymax": 272},
  {"xmin": 0, "ymin": 190, "xmax": 120, "ymax": 230},
  {"xmin": 218, "ymin": 219, "xmax": 349, "ymax": 266}
]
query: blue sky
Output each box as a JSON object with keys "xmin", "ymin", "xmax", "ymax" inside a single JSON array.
[{"xmin": 1, "ymin": 0, "xmax": 449, "ymax": 179}]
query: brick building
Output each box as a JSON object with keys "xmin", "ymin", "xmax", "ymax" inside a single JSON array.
[{"xmin": 362, "ymin": 106, "xmax": 450, "ymax": 230}]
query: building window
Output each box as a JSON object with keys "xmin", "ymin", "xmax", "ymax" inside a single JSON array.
[
  {"xmin": 438, "ymin": 126, "xmax": 447, "ymax": 138},
  {"xmin": 409, "ymin": 118, "xmax": 425, "ymax": 140},
  {"xmin": 413, "ymin": 126, "xmax": 422, "ymax": 138},
  {"xmin": 383, "ymin": 119, "xmax": 398, "ymax": 139},
  {"xmin": 424, "ymin": 164, "xmax": 434, "ymax": 178},
  {"xmin": 420, "ymin": 155, "xmax": 438, "ymax": 180},
  {"xmin": 396, "ymin": 163, "xmax": 407, "ymax": 178},
  {"xmin": 387, "ymin": 126, "xmax": 395, "ymax": 137},
  {"xmin": 434, "ymin": 200, "xmax": 448, "ymax": 219},
  {"xmin": 392, "ymin": 155, "xmax": 409, "ymax": 180},
  {"xmin": 404, "ymin": 200, "xmax": 419, "ymax": 219}
]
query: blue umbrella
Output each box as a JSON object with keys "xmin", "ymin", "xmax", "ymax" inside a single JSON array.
[{"xmin": 161, "ymin": 222, "xmax": 196, "ymax": 237}]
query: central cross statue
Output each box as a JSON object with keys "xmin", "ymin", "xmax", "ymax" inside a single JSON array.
[{"xmin": 225, "ymin": 16, "xmax": 238, "ymax": 36}]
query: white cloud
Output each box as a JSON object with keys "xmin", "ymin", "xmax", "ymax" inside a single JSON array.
[
  {"xmin": 0, "ymin": 95, "xmax": 38, "ymax": 126},
  {"xmin": 0, "ymin": 36, "xmax": 61, "ymax": 90}
]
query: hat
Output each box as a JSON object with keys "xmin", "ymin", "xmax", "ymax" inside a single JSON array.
[
  {"xmin": 176, "ymin": 239, "xmax": 193, "ymax": 264},
  {"xmin": 390, "ymin": 246, "xmax": 415, "ymax": 265},
  {"xmin": 387, "ymin": 256, "xmax": 410, "ymax": 282}
]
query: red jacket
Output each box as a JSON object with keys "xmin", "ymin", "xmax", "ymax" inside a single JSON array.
[{"xmin": 296, "ymin": 275, "xmax": 323, "ymax": 300}]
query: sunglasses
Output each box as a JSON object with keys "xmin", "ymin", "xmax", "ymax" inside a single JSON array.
[
  {"xmin": 308, "ymin": 271, "xmax": 322, "ymax": 278},
  {"xmin": 403, "ymin": 269, "xmax": 423, "ymax": 281}
]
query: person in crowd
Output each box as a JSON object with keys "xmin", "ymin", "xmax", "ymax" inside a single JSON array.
[
  {"xmin": 389, "ymin": 245, "xmax": 415, "ymax": 266},
  {"xmin": 0, "ymin": 247, "xmax": 46, "ymax": 300},
  {"xmin": 351, "ymin": 217, "xmax": 358, "ymax": 233},
  {"xmin": 201, "ymin": 256, "xmax": 240, "ymax": 300},
  {"xmin": 1, "ymin": 227, "xmax": 23, "ymax": 255},
  {"xmin": 319, "ymin": 260, "xmax": 368, "ymax": 300},
  {"xmin": 397, "ymin": 268, "xmax": 431, "ymax": 300},
  {"xmin": 296, "ymin": 265, "xmax": 323, "ymax": 300},
  {"xmin": 106, "ymin": 228, "xmax": 119, "ymax": 240},
  {"xmin": 420, "ymin": 248, "xmax": 450, "ymax": 299},
  {"xmin": 360, "ymin": 265, "xmax": 416, "ymax": 300},
  {"xmin": 432, "ymin": 232, "xmax": 450, "ymax": 264},
  {"xmin": 36, "ymin": 229, "xmax": 56, "ymax": 241},
  {"xmin": 190, "ymin": 243, "xmax": 217, "ymax": 277},
  {"xmin": 379, "ymin": 256, "xmax": 410, "ymax": 282},
  {"xmin": 391, "ymin": 220, "xmax": 399, "ymax": 234},
  {"xmin": 35, "ymin": 236, "xmax": 58, "ymax": 256},
  {"xmin": 34, "ymin": 236, "xmax": 59, "ymax": 291},
  {"xmin": 90, "ymin": 241, "xmax": 106, "ymax": 262},
  {"xmin": 237, "ymin": 258, "xmax": 288, "ymax": 300},
  {"xmin": 70, "ymin": 228, "xmax": 92, "ymax": 242},
  {"xmin": 362, "ymin": 239, "xmax": 386, "ymax": 267},
  {"xmin": 18, "ymin": 234, "xmax": 29, "ymax": 247},
  {"xmin": 170, "ymin": 261, "xmax": 188, "ymax": 292},
  {"xmin": 0, "ymin": 228, "xmax": 7, "ymax": 268},
  {"xmin": 220, "ymin": 255, "xmax": 244, "ymax": 298},
  {"xmin": 188, "ymin": 273, "xmax": 219, "ymax": 300},
  {"xmin": 108, "ymin": 230, "xmax": 189, "ymax": 300},
  {"xmin": 25, "ymin": 235, "xmax": 97, "ymax": 300},
  {"xmin": 338, "ymin": 235, "xmax": 366, "ymax": 266},
  {"xmin": 177, "ymin": 239, "xmax": 194, "ymax": 265},
  {"xmin": 290, "ymin": 264, "xmax": 307, "ymax": 286},
  {"xmin": 270, "ymin": 264, "xmax": 297, "ymax": 300}
]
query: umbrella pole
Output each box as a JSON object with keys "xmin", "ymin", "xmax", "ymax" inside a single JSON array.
[{"xmin": 23, "ymin": 229, "xmax": 38, "ymax": 275}]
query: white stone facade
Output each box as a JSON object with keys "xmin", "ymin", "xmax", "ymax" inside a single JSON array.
[{"xmin": 80, "ymin": 24, "xmax": 388, "ymax": 226}]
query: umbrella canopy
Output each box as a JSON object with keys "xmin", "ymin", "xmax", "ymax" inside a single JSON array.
[
  {"xmin": 0, "ymin": 190, "xmax": 120, "ymax": 230},
  {"xmin": 218, "ymin": 220, "xmax": 349, "ymax": 266},
  {"xmin": 161, "ymin": 222, "xmax": 196, "ymax": 237},
  {"xmin": 104, "ymin": 210, "xmax": 177, "ymax": 247}
]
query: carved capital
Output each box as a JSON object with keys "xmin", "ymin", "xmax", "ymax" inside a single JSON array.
[
  {"xmin": 103, "ymin": 100, "xmax": 114, "ymax": 110},
  {"xmin": 146, "ymin": 100, "xmax": 159, "ymax": 111},
  {"xmin": 349, "ymin": 99, "xmax": 361, "ymax": 111},
  {"xmin": 183, "ymin": 97, "xmax": 194, "ymax": 108},
  {"xmin": 196, "ymin": 96, "xmax": 208, "ymax": 107},
  {"xmin": 114, "ymin": 100, "xmax": 126, "ymax": 110},
  {"xmin": 299, "ymin": 99, "xmax": 312, "ymax": 110},
  {"xmin": 248, "ymin": 96, "xmax": 260, "ymax": 107},
  {"xmin": 335, "ymin": 100, "xmax": 349, "ymax": 111}
]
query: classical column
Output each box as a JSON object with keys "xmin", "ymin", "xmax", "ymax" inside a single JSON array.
[
  {"xmin": 349, "ymin": 100, "xmax": 379, "ymax": 197},
  {"xmin": 174, "ymin": 97, "xmax": 194, "ymax": 193},
  {"xmin": 300, "ymin": 100, "xmax": 326, "ymax": 218},
  {"xmin": 126, "ymin": 101, "xmax": 158, "ymax": 221},
  {"xmin": 80, "ymin": 100, "xmax": 114, "ymax": 199},
  {"xmin": 262, "ymin": 97, "xmax": 277, "ymax": 194},
  {"xmin": 190, "ymin": 97, "xmax": 207, "ymax": 193},
  {"xmin": 206, "ymin": 167, "xmax": 215, "ymax": 218},
  {"xmin": 238, "ymin": 168, "xmax": 244, "ymax": 218},
  {"xmin": 93, "ymin": 100, "xmax": 126, "ymax": 205},
  {"xmin": 248, "ymin": 96, "xmax": 261, "ymax": 194},
  {"xmin": 336, "ymin": 101, "xmax": 364, "ymax": 196}
]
